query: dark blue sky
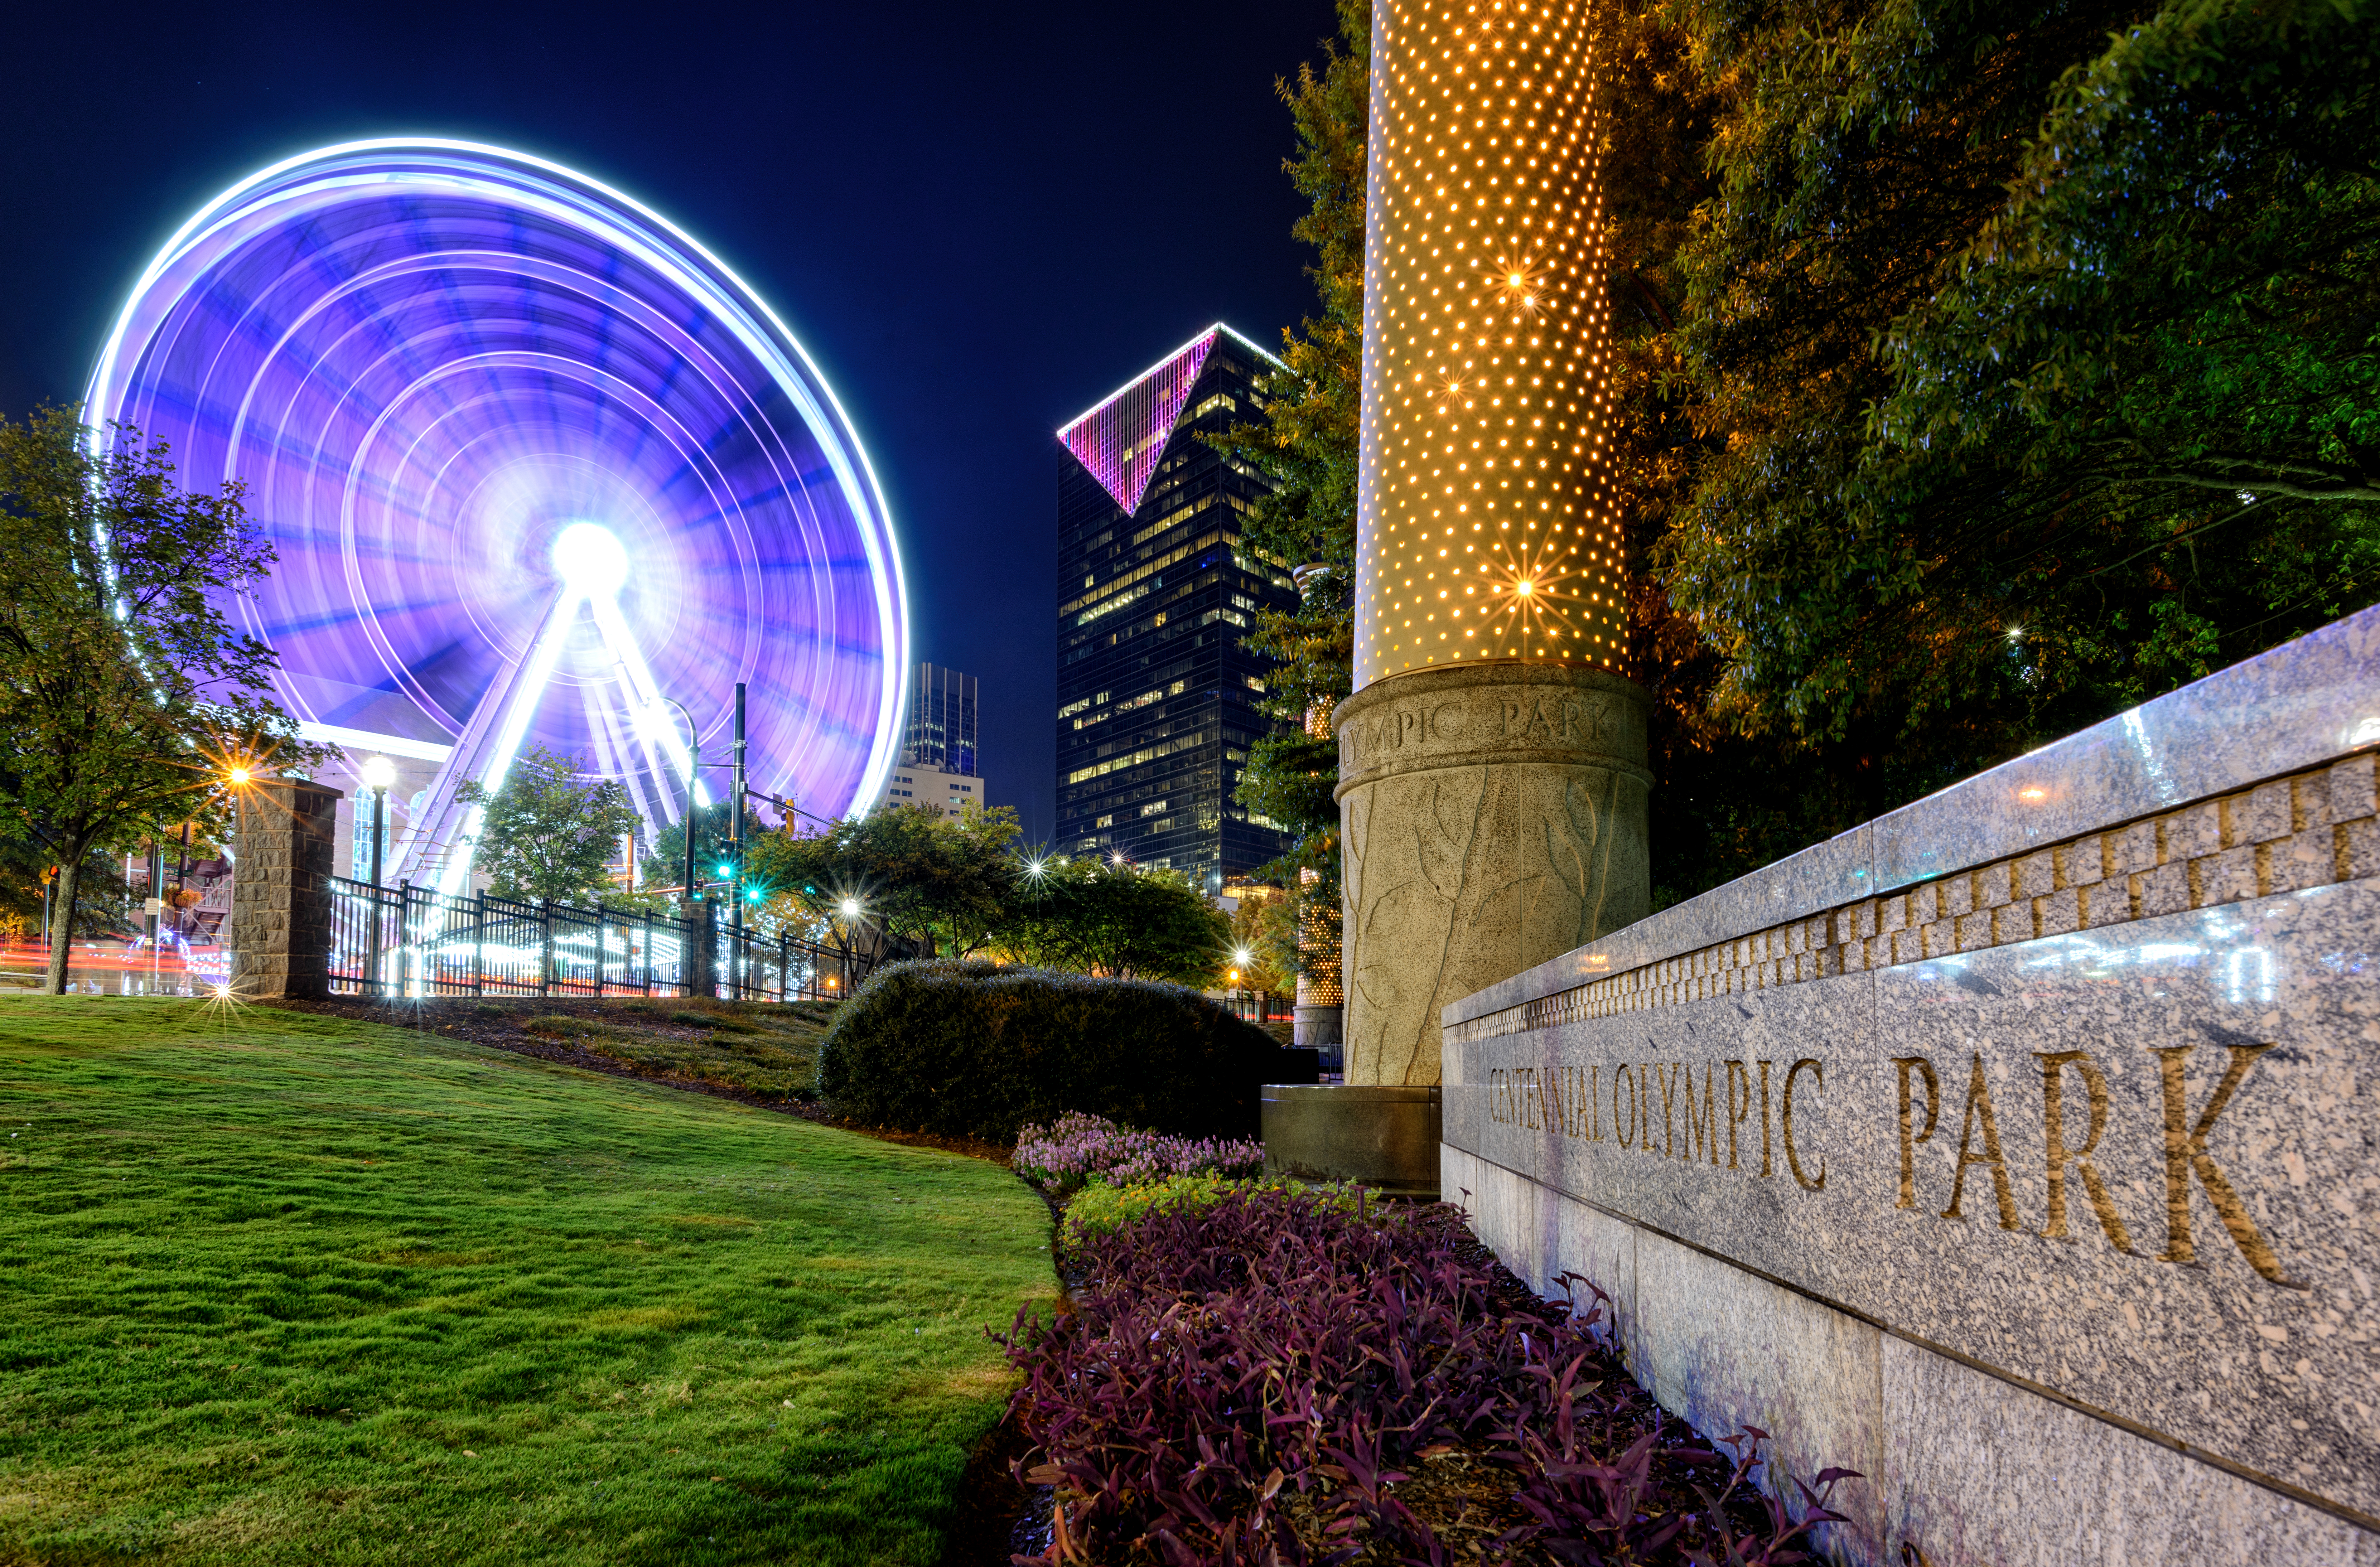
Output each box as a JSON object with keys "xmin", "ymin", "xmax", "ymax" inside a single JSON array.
[{"xmin": 0, "ymin": 0, "xmax": 1339, "ymax": 841}]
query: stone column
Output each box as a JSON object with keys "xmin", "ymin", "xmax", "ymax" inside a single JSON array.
[
  {"xmin": 685, "ymin": 897, "xmax": 719, "ymax": 999},
  {"xmin": 228, "ymin": 779, "xmax": 343, "ymax": 1000},
  {"xmin": 1337, "ymin": 0, "xmax": 1648, "ymax": 1085}
]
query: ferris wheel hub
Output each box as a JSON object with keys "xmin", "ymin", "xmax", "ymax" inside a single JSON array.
[{"xmin": 550, "ymin": 522, "xmax": 632, "ymax": 599}]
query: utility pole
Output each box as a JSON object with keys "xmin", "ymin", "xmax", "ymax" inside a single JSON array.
[
  {"xmin": 667, "ymin": 699, "xmax": 700, "ymax": 917},
  {"xmin": 729, "ymin": 681, "xmax": 747, "ymax": 998}
]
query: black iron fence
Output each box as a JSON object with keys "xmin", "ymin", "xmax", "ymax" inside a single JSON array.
[{"xmin": 326, "ymin": 878, "xmax": 874, "ymax": 1002}]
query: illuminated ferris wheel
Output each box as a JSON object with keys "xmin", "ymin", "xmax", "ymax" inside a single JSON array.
[{"xmin": 85, "ymin": 139, "xmax": 907, "ymax": 891}]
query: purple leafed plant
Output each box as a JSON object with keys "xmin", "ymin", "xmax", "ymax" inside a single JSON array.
[
  {"xmin": 1012, "ymin": 1110, "xmax": 1265, "ymax": 1199},
  {"xmin": 1000, "ymin": 1188, "xmax": 1856, "ymax": 1564}
]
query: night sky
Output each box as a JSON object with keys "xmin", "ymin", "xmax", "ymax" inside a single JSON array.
[{"xmin": 0, "ymin": 0, "xmax": 1341, "ymax": 842}]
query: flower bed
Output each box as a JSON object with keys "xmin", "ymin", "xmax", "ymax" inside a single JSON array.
[
  {"xmin": 1000, "ymin": 1186, "xmax": 1856, "ymax": 1564},
  {"xmin": 1012, "ymin": 1110, "xmax": 1264, "ymax": 1198}
]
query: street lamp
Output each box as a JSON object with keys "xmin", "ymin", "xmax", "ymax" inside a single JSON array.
[
  {"xmin": 359, "ymin": 755, "xmax": 396, "ymax": 888},
  {"xmin": 358, "ymin": 754, "xmax": 398, "ymax": 996},
  {"xmin": 834, "ymin": 897, "xmax": 864, "ymax": 996},
  {"xmin": 1234, "ymin": 945, "xmax": 1254, "ymax": 1021},
  {"xmin": 223, "ymin": 762, "xmax": 255, "ymax": 863}
]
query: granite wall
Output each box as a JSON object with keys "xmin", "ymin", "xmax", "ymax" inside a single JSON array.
[{"xmin": 1439, "ymin": 607, "xmax": 2380, "ymax": 1565}]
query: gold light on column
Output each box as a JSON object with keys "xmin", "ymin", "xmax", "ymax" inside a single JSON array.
[{"xmin": 1355, "ymin": 0, "xmax": 1622, "ymax": 687}]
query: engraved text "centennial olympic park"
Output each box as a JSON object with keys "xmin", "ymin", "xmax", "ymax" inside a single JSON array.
[{"xmin": 1483, "ymin": 1044, "xmax": 2300, "ymax": 1287}]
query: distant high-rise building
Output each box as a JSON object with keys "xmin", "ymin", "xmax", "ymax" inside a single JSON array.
[
  {"xmin": 1054, "ymin": 324, "xmax": 1298, "ymax": 890},
  {"xmin": 878, "ymin": 663, "xmax": 985, "ymax": 821},
  {"xmin": 877, "ymin": 762, "xmax": 985, "ymax": 822},
  {"xmin": 903, "ymin": 663, "xmax": 979, "ymax": 775}
]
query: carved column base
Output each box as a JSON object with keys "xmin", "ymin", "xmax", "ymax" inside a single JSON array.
[{"xmin": 1334, "ymin": 664, "xmax": 1651, "ymax": 1085}]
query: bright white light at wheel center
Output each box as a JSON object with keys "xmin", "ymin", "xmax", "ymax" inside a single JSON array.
[{"xmin": 551, "ymin": 523, "xmax": 631, "ymax": 598}]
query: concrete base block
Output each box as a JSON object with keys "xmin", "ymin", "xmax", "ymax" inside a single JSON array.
[
  {"xmin": 1262, "ymin": 1084, "xmax": 1442, "ymax": 1196},
  {"xmin": 1446, "ymin": 1148, "xmax": 2380, "ymax": 1567},
  {"xmin": 1880, "ymin": 1338, "xmax": 2380, "ymax": 1567}
]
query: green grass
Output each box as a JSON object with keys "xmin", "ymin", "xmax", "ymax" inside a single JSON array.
[{"xmin": 0, "ymin": 996, "xmax": 1054, "ymax": 1566}]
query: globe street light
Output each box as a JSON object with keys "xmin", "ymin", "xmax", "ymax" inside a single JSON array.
[
  {"xmin": 359, "ymin": 755, "xmax": 397, "ymax": 889},
  {"xmin": 834, "ymin": 897, "xmax": 864, "ymax": 997}
]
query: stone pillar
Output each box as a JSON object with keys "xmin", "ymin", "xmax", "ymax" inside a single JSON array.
[
  {"xmin": 1334, "ymin": 0, "xmax": 1648, "ymax": 1085},
  {"xmin": 228, "ymin": 779, "xmax": 343, "ymax": 1001},
  {"xmin": 685, "ymin": 898, "xmax": 719, "ymax": 999},
  {"xmin": 1336, "ymin": 665, "xmax": 1647, "ymax": 1083}
]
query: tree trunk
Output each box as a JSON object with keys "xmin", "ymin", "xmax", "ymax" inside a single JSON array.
[{"xmin": 44, "ymin": 852, "xmax": 82, "ymax": 995}]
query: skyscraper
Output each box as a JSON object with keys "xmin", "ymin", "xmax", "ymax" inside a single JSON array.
[
  {"xmin": 903, "ymin": 663, "xmax": 979, "ymax": 775},
  {"xmin": 876, "ymin": 662, "xmax": 986, "ymax": 821},
  {"xmin": 1055, "ymin": 325, "xmax": 1298, "ymax": 889}
]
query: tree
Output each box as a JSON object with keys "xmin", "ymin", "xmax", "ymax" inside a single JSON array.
[
  {"xmin": 746, "ymin": 800, "xmax": 1022, "ymax": 958},
  {"xmin": 1208, "ymin": 0, "xmax": 1370, "ymax": 978},
  {"xmin": 1224, "ymin": 893, "xmax": 1296, "ymax": 1000},
  {"xmin": 455, "ymin": 744, "xmax": 643, "ymax": 905},
  {"xmin": 990, "ymin": 856, "xmax": 1230, "ymax": 986},
  {"xmin": 1640, "ymin": 0, "xmax": 2380, "ymax": 879},
  {"xmin": 0, "ymin": 408, "xmax": 320, "ymax": 993},
  {"xmin": 640, "ymin": 797, "xmax": 767, "ymax": 902}
]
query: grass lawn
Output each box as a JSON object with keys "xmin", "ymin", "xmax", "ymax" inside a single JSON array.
[{"xmin": 0, "ymin": 996, "xmax": 1054, "ymax": 1566}]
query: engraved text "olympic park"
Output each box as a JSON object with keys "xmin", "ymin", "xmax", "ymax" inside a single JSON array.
[{"xmin": 1485, "ymin": 1043, "xmax": 2299, "ymax": 1286}]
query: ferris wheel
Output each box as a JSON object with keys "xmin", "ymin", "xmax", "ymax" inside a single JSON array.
[{"xmin": 85, "ymin": 138, "xmax": 907, "ymax": 891}]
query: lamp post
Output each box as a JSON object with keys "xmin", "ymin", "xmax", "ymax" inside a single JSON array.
[
  {"xmin": 359, "ymin": 755, "xmax": 396, "ymax": 887},
  {"xmin": 359, "ymin": 755, "xmax": 397, "ymax": 997},
  {"xmin": 224, "ymin": 765, "xmax": 252, "ymax": 988},
  {"xmin": 226, "ymin": 766, "xmax": 251, "ymax": 852},
  {"xmin": 838, "ymin": 896, "xmax": 861, "ymax": 995}
]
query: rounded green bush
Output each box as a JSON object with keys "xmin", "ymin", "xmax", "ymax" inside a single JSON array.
[{"xmin": 816, "ymin": 960, "xmax": 1284, "ymax": 1143}]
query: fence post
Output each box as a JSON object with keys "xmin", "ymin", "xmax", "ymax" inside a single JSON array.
[
  {"xmin": 366, "ymin": 879, "xmax": 385, "ymax": 1000},
  {"xmin": 778, "ymin": 928, "xmax": 789, "ymax": 1002},
  {"xmin": 472, "ymin": 890, "xmax": 486, "ymax": 996},
  {"xmin": 394, "ymin": 880, "xmax": 410, "ymax": 997},
  {"xmin": 539, "ymin": 900, "xmax": 553, "ymax": 996},
  {"xmin": 642, "ymin": 908, "xmax": 654, "ymax": 994}
]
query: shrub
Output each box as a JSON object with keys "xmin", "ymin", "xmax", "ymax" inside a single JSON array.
[
  {"xmin": 1012, "ymin": 1111, "xmax": 1263, "ymax": 1199},
  {"xmin": 816, "ymin": 960, "xmax": 1285, "ymax": 1143},
  {"xmin": 1057, "ymin": 1172, "xmax": 1359, "ymax": 1244},
  {"xmin": 1003, "ymin": 1189, "xmax": 1857, "ymax": 1563}
]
